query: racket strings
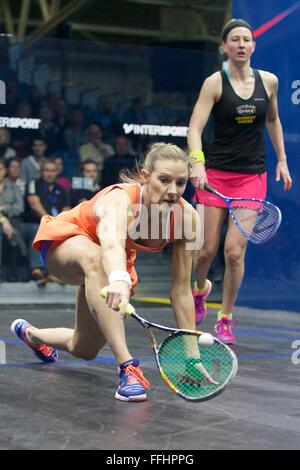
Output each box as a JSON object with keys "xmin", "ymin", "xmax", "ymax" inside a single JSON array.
[
  {"xmin": 232, "ymin": 202, "xmax": 281, "ymax": 243},
  {"xmin": 158, "ymin": 333, "xmax": 235, "ymax": 400}
]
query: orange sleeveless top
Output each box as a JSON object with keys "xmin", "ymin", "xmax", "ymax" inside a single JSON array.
[{"xmin": 33, "ymin": 183, "xmax": 184, "ymax": 291}]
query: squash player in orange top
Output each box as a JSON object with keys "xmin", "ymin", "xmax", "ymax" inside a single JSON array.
[{"xmin": 11, "ymin": 143, "xmax": 203, "ymax": 402}]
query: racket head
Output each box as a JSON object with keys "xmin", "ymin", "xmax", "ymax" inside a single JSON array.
[
  {"xmin": 228, "ymin": 198, "xmax": 282, "ymax": 244},
  {"xmin": 156, "ymin": 331, "xmax": 238, "ymax": 402},
  {"xmin": 203, "ymin": 184, "xmax": 282, "ymax": 244}
]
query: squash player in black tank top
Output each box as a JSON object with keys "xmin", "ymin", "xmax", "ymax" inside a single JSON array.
[{"xmin": 187, "ymin": 19, "xmax": 292, "ymax": 344}]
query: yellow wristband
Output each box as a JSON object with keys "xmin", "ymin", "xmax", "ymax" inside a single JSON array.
[
  {"xmin": 0, "ymin": 216, "xmax": 7, "ymax": 224},
  {"xmin": 189, "ymin": 150, "xmax": 205, "ymax": 166}
]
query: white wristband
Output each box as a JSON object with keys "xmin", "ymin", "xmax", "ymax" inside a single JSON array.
[{"xmin": 108, "ymin": 270, "xmax": 132, "ymax": 288}]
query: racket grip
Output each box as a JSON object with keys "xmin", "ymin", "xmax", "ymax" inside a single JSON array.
[
  {"xmin": 203, "ymin": 183, "xmax": 215, "ymax": 194},
  {"xmin": 100, "ymin": 287, "xmax": 135, "ymax": 316}
]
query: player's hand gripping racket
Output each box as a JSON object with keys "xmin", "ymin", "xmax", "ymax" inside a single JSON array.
[
  {"xmin": 202, "ymin": 183, "xmax": 282, "ymax": 244},
  {"xmin": 100, "ymin": 287, "xmax": 238, "ymax": 402}
]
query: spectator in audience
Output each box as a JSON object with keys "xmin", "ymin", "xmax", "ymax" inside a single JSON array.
[
  {"xmin": 88, "ymin": 97, "xmax": 118, "ymax": 142},
  {"xmin": 64, "ymin": 110, "xmax": 87, "ymax": 153},
  {"xmin": 4, "ymin": 78, "xmax": 21, "ymax": 116},
  {"xmin": 0, "ymin": 159, "xmax": 24, "ymax": 221},
  {"xmin": 5, "ymin": 157, "xmax": 26, "ymax": 196},
  {"xmin": 28, "ymin": 85, "xmax": 42, "ymax": 117},
  {"xmin": 101, "ymin": 135, "xmax": 136, "ymax": 188},
  {"xmin": 20, "ymin": 137, "xmax": 47, "ymax": 185},
  {"xmin": 0, "ymin": 128, "xmax": 16, "ymax": 160},
  {"xmin": 53, "ymin": 99, "xmax": 69, "ymax": 133},
  {"xmin": 81, "ymin": 160, "xmax": 99, "ymax": 191},
  {"xmin": 121, "ymin": 98, "xmax": 148, "ymax": 154},
  {"xmin": 15, "ymin": 101, "xmax": 33, "ymax": 119},
  {"xmin": 79, "ymin": 123, "xmax": 114, "ymax": 182},
  {"xmin": 47, "ymin": 92, "xmax": 61, "ymax": 114},
  {"xmin": 122, "ymin": 97, "xmax": 147, "ymax": 125},
  {"xmin": 70, "ymin": 160, "xmax": 99, "ymax": 207},
  {"xmin": 53, "ymin": 155, "xmax": 72, "ymax": 192},
  {"xmin": 21, "ymin": 159, "xmax": 71, "ymax": 284},
  {"xmin": 0, "ymin": 158, "xmax": 25, "ymax": 281},
  {"xmin": 11, "ymin": 102, "xmax": 35, "ymax": 158},
  {"xmin": 38, "ymin": 105, "xmax": 64, "ymax": 154}
]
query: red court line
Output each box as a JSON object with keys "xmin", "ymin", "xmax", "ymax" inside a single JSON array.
[{"xmin": 253, "ymin": 1, "xmax": 300, "ymax": 38}]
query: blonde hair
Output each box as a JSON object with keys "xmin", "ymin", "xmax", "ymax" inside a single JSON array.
[{"xmin": 120, "ymin": 142, "xmax": 190, "ymax": 184}]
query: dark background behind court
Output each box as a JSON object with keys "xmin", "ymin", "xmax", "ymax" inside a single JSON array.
[{"xmin": 0, "ymin": 0, "xmax": 298, "ymax": 312}]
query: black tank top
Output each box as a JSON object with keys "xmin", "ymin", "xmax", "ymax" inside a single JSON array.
[{"xmin": 206, "ymin": 69, "xmax": 269, "ymax": 174}]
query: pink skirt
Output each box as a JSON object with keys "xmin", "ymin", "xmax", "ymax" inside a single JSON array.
[{"xmin": 193, "ymin": 169, "xmax": 267, "ymax": 208}]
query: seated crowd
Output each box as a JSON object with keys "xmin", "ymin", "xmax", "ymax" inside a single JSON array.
[
  {"xmin": 0, "ymin": 133, "xmax": 138, "ymax": 284},
  {"xmin": 0, "ymin": 81, "xmax": 189, "ymax": 284}
]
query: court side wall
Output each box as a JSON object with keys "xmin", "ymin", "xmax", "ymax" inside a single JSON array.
[{"xmin": 233, "ymin": 0, "xmax": 300, "ymax": 312}]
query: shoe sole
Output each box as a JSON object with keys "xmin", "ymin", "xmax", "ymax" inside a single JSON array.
[
  {"xmin": 216, "ymin": 335, "xmax": 235, "ymax": 345},
  {"xmin": 10, "ymin": 318, "xmax": 29, "ymax": 339},
  {"xmin": 204, "ymin": 279, "xmax": 212, "ymax": 299},
  {"xmin": 11, "ymin": 318, "xmax": 40, "ymax": 351},
  {"xmin": 115, "ymin": 392, "xmax": 147, "ymax": 402},
  {"xmin": 11, "ymin": 319, "xmax": 58, "ymax": 362}
]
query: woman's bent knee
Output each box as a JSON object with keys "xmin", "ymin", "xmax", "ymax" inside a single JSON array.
[{"xmin": 70, "ymin": 347, "xmax": 99, "ymax": 361}]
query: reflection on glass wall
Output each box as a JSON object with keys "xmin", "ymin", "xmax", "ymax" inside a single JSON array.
[
  {"xmin": 0, "ymin": 34, "xmax": 218, "ymax": 283},
  {"xmin": 233, "ymin": 0, "xmax": 300, "ymax": 311},
  {"xmin": 0, "ymin": 36, "xmax": 218, "ymax": 179}
]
